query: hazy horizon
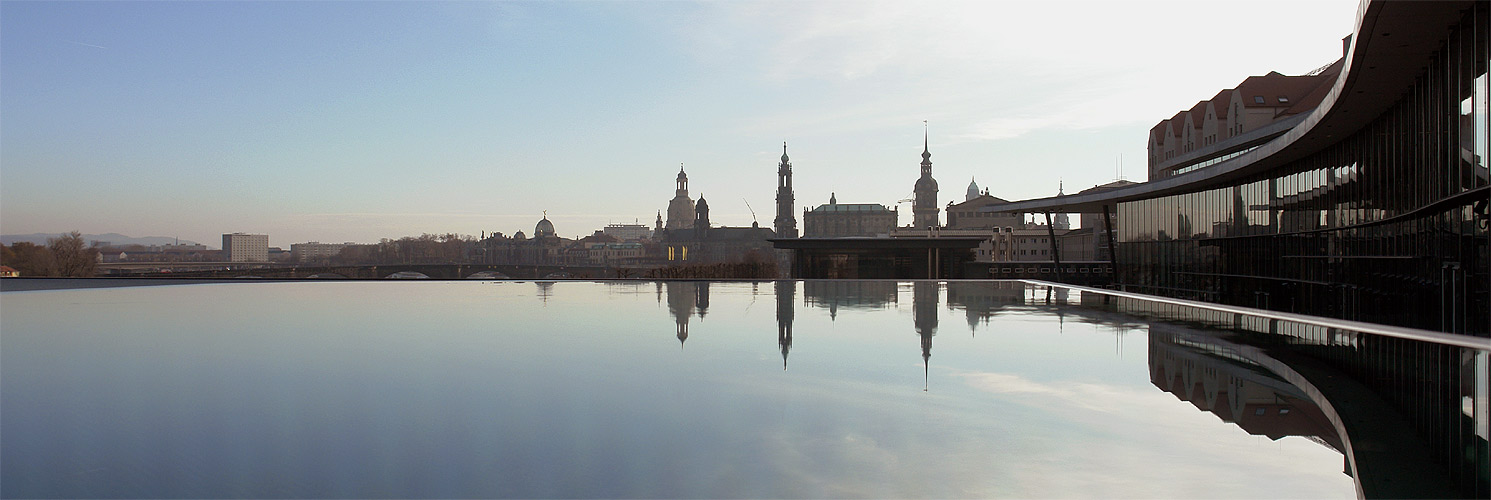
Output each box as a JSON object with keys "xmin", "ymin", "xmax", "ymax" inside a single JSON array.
[{"xmin": 1, "ymin": 0, "xmax": 1359, "ymax": 248}]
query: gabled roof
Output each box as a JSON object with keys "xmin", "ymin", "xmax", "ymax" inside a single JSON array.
[
  {"xmin": 1209, "ymin": 89, "xmax": 1235, "ymax": 119},
  {"xmin": 1187, "ymin": 101, "xmax": 1208, "ymax": 129},
  {"xmin": 1235, "ymin": 71, "xmax": 1329, "ymax": 109},
  {"xmin": 1151, "ymin": 121, "xmax": 1170, "ymax": 145},
  {"xmin": 1284, "ymin": 59, "xmax": 1344, "ymax": 115},
  {"xmin": 1168, "ymin": 111, "xmax": 1188, "ymax": 138}
]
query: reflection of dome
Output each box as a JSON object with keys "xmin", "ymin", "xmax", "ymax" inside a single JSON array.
[{"xmin": 535, "ymin": 216, "xmax": 555, "ymax": 237}]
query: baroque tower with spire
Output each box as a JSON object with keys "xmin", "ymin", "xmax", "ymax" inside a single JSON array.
[
  {"xmin": 913, "ymin": 123, "xmax": 940, "ymax": 228},
  {"xmin": 775, "ymin": 142, "xmax": 798, "ymax": 238}
]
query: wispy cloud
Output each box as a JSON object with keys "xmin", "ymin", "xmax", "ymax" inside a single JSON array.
[
  {"xmin": 674, "ymin": 0, "xmax": 1358, "ymax": 142},
  {"xmin": 64, "ymin": 40, "xmax": 107, "ymax": 50}
]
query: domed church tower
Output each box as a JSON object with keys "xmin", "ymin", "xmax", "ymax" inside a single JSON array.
[
  {"xmin": 666, "ymin": 164, "xmax": 695, "ymax": 230},
  {"xmin": 535, "ymin": 212, "xmax": 556, "ymax": 238},
  {"xmin": 694, "ymin": 195, "xmax": 711, "ymax": 239},
  {"xmin": 913, "ymin": 123, "xmax": 940, "ymax": 229}
]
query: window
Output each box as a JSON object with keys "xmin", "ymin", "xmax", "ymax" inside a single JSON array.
[
  {"xmin": 1253, "ymin": 95, "xmax": 1265, "ymax": 104},
  {"xmin": 1254, "ymin": 408, "xmax": 1266, "ymax": 416},
  {"xmin": 1277, "ymin": 96, "xmax": 1290, "ymax": 104}
]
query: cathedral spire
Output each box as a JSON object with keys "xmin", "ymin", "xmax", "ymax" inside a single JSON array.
[
  {"xmin": 913, "ymin": 121, "xmax": 939, "ymax": 228},
  {"xmin": 921, "ymin": 120, "xmax": 932, "ymax": 164}
]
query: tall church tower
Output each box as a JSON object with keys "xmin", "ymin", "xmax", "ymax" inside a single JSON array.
[
  {"xmin": 774, "ymin": 142, "xmax": 798, "ymax": 238},
  {"xmin": 666, "ymin": 164, "xmax": 695, "ymax": 230},
  {"xmin": 913, "ymin": 124, "xmax": 940, "ymax": 229}
]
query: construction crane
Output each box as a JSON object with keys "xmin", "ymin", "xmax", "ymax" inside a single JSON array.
[{"xmin": 743, "ymin": 198, "xmax": 758, "ymax": 226}]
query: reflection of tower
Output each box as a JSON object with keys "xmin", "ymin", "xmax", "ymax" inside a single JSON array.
[
  {"xmin": 665, "ymin": 282, "xmax": 697, "ymax": 348},
  {"xmin": 696, "ymin": 282, "xmax": 710, "ymax": 320},
  {"xmin": 775, "ymin": 280, "xmax": 795, "ymax": 370},
  {"xmin": 537, "ymin": 281, "xmax": 554, "ymax": 305},
  {"xmin": 913, "ymin": 123, "xmax": 940, "ymax": 229},
  {"xmin": 912, "ymin": 281, "xmax": 940, "ymax": 391},
  {"xmin": 775, "ymin": 143, "xmax": 799, "ymax": 238}
]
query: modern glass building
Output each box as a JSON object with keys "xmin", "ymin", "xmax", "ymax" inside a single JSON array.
[{"xmin": 994, "ymin": 0, "xmax": 1490, "ymax": 337}]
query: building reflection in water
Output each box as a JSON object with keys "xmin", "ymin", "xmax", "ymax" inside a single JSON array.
[
  {"xmin": 912, "ymin": 281, "xmax": 938, "ymax": 391},
  {"xmin": 802, "ymin": 280, "xmax": 897, "ymax": 320},
  {"xmin": 665, "ymin": 282, "xmax": 710, "ymax": 348},
  {"xmin": 536, "ymin": 281, "xmax": 554, "ymax": 305},
  {"xmin": 775, "ymin": 280, "xmax": 794, "ymax": 370},
  {"xmin": 1148, "ymin": 324, "xmax": 1345, "ymax": 459},
  {"xmin": 944, "ymin": 281, "xmax": 1025, "ymax": 334},
  {"xmin": 1146, "ymin": 322, "xmax": 1474, "ymax": 498}
]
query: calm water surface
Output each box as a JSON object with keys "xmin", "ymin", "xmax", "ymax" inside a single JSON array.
[{"xmin": 1, "ymin": 281, "xmax": 1354, "ymax": 498}]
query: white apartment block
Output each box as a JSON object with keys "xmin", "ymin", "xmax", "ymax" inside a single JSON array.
[
  {"xmin": 290, "ymin": 242, "xmax": 351, "ymax": 263},
  {"xmin": 222, "ymin": 233, "xmax": 269, "ymax": 262}
]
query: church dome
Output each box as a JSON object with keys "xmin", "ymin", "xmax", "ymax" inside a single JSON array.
[
  {"xmin": 535, "ymin": 216, "xmax": 556, "ymax": 238},
  {"xmin": 695, "ymin": 197, "xmax": 709, "ymax": 210},
  {"xmin": 915, "ymin": 176, "xmax": 938, "ymax": 191}
]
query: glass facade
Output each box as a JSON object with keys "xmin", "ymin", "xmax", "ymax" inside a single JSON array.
[{"xmin": 1118, "ymin": 3, "xmax": 1491, "ymax": 336}]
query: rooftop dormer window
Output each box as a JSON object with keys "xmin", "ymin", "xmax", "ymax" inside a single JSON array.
[
  {"xmin": 1278, "ymin": 96, "xmax": 1290, "ymax": 104},
  {"xmin": 1253, "ymin": 96, "xmax": 1265, "ymax": 104}
]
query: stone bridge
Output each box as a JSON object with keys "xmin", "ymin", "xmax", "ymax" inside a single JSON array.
[{"xmin": 134, "ymin": 264, "xmax": 637, "ymax": 280}]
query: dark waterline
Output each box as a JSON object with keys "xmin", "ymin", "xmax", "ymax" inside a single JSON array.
[{"xmin": 2, "ymin": 281, "xmax": 1356, "ymax": 498}]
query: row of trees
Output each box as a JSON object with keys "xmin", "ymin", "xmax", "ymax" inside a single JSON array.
[
  {"xmin": 327, "ymin": 233, "xmax": 475, "ymax": 265},
  {"xmin": 0, "ymin": 231, "xmax": 100, "ymax": 277}
]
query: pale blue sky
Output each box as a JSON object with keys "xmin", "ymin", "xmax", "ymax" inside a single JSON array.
[{"xmin": 1, "ymin": 0, "xmax": 1358, "ymax": 247}]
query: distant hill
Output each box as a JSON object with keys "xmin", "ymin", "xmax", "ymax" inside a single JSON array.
[{"xmin": 0, "ymin": 233, "xmax": 203, "ymax": 248}]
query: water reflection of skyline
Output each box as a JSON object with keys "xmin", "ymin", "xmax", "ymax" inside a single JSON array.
[
  {"xmin": 1147, "ymin": 324, "xmax": 1344, "ymax": 457},
  {"xmin": 651, "ymin": 280, "xmax": 1469, "ymax": 497},
  {"xmin": 662, "ymin": 281, "xmax": 1143, "ymax": 376},
  {"xmin": 3, "ymin": 280, "xmax": 1431, "ymax": 498}
]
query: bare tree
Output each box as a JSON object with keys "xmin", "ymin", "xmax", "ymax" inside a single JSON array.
[{"xmin": 48, "ymin": 231, "xmax": 98, "ymax": 277}]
